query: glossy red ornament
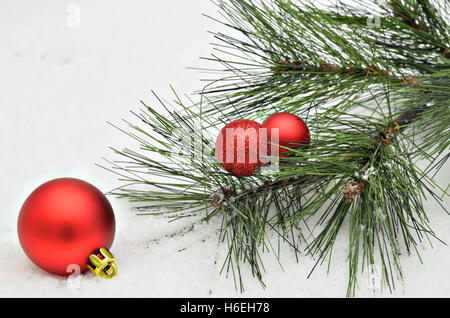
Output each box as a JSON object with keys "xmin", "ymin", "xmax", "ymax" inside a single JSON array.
[
  {"xmin": 17, "ymin": 178, "xmax": 116, "ymax": 276},
  {"xmin": 215, "ymin": 119, "xmax": 270, "ymax": 177},
  {"xmin": 262, "ymin": 112, "xmax": 310, "ymax": 156}
]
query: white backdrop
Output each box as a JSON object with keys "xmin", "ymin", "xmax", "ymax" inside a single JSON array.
[{"xmin": 1, "ymin": 0, "xmax": 449, "ymax": 297}]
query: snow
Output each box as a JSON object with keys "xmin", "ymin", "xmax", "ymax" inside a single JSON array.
[{"xmin": 1, "ymin": 0, "xmax": 449, "ymax": 298}]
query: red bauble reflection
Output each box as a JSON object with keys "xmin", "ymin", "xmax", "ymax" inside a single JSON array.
[
  {"xmin": 262, "ymin": 112, "xmax": 310, "ymax": 156},
  {"xmin": 215, "ymin": 119, "xmax": 270, "ymax": 177},
  {"xmin": 17, "ymin": 178, "xmax": 115, "ymax": 276}
]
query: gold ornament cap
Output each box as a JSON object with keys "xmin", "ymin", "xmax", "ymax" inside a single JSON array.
[{"xmin": 87, "ymin": 247, "xmax": 118, "ymax": 279}]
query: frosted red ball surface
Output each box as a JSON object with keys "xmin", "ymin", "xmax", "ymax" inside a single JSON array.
[
  {"xmin": 17, "ymin": 178, "xmax": 116, "ymax": 276},
  {"xmin": 215, "ymin": 119, "xmax": 269, "ymax": 177}
]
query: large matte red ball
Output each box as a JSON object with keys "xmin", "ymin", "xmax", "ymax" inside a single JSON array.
[
  {"xmin": 215, "ymin": 119, "xmax": 269, "ymax": 177},
  {"xmin": 262, "ymin": 112, "xmax": 310, "ymax": 156},
  {"xmin": 17, "ymin": 178, "xmax": 116, "ymax": 276}
]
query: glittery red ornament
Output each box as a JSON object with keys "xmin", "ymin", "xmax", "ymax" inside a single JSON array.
[
  {"xmin": 17, "ymin": 178, "xmax": 116, "ymax": 276},
  {"xmin": 215, "ymin": 119, "xmax": 270, "ymax": 177},
  {"xmin": 262, "ymin": 112, "xmax": 310, "ymax": 156}
]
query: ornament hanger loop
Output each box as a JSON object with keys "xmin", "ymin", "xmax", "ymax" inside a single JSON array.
[{"xmin": 87, "ymin": 247, "xmax": 118, "ymax": 279}]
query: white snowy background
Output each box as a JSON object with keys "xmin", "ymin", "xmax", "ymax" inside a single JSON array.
[{"xmin": 1, "ymin": 0, "xmax": 449, "ymax": 298}]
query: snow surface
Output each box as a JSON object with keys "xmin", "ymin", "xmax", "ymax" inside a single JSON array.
[{"xmin": 1, "ymin": 0, "xmax": 449, "ymax": 298}]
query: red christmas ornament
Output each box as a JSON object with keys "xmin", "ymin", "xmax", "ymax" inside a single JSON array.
[
  {"xmin": 215, "ymin": 119, "xmax": 270, "ymax": 177},
  {"xmin": 17, "ymin": 178, "xmax": 117, "ymax": 277},
  {"xmin": 262, "ymin": 112, "xmax": 310, "ymax": 156}
]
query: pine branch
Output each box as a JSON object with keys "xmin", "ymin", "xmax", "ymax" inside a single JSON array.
[
  {"xmin": 106, "ymin": 0, "xmax": 449, "ymax": 296},
  {"xmin": 197, "ymin": 0, "xmax": 449, "ymax": 121}
]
